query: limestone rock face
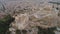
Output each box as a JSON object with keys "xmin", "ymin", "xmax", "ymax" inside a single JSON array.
[
  {"xmin": 14, "ymin": 13, "xmax": 29, "ymax": 30},
  {"xmin": 8, "ymin": 2, "xmax": 59, "ymax": 34},
  {"xmin": 9, "ymin": 6, "xmax": 58, "ymax": 29}
]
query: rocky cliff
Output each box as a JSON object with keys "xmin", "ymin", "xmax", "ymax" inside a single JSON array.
[{"xmin": 6, "ymin": 2, "xmax": 58, "ymax": 34}]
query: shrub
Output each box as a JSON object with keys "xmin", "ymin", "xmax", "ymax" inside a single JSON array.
[
  {"xmin": 0, "ymin": 14, "xmax": 15, "ymax": 34},
  {"xmin": 37, "ymin": 26, "xmax": 56, "ymax": 34}
]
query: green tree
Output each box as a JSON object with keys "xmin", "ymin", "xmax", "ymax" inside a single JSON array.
[{"xmin": 0, "ymin": 14, "xmax": 15, "ymax": 34}]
